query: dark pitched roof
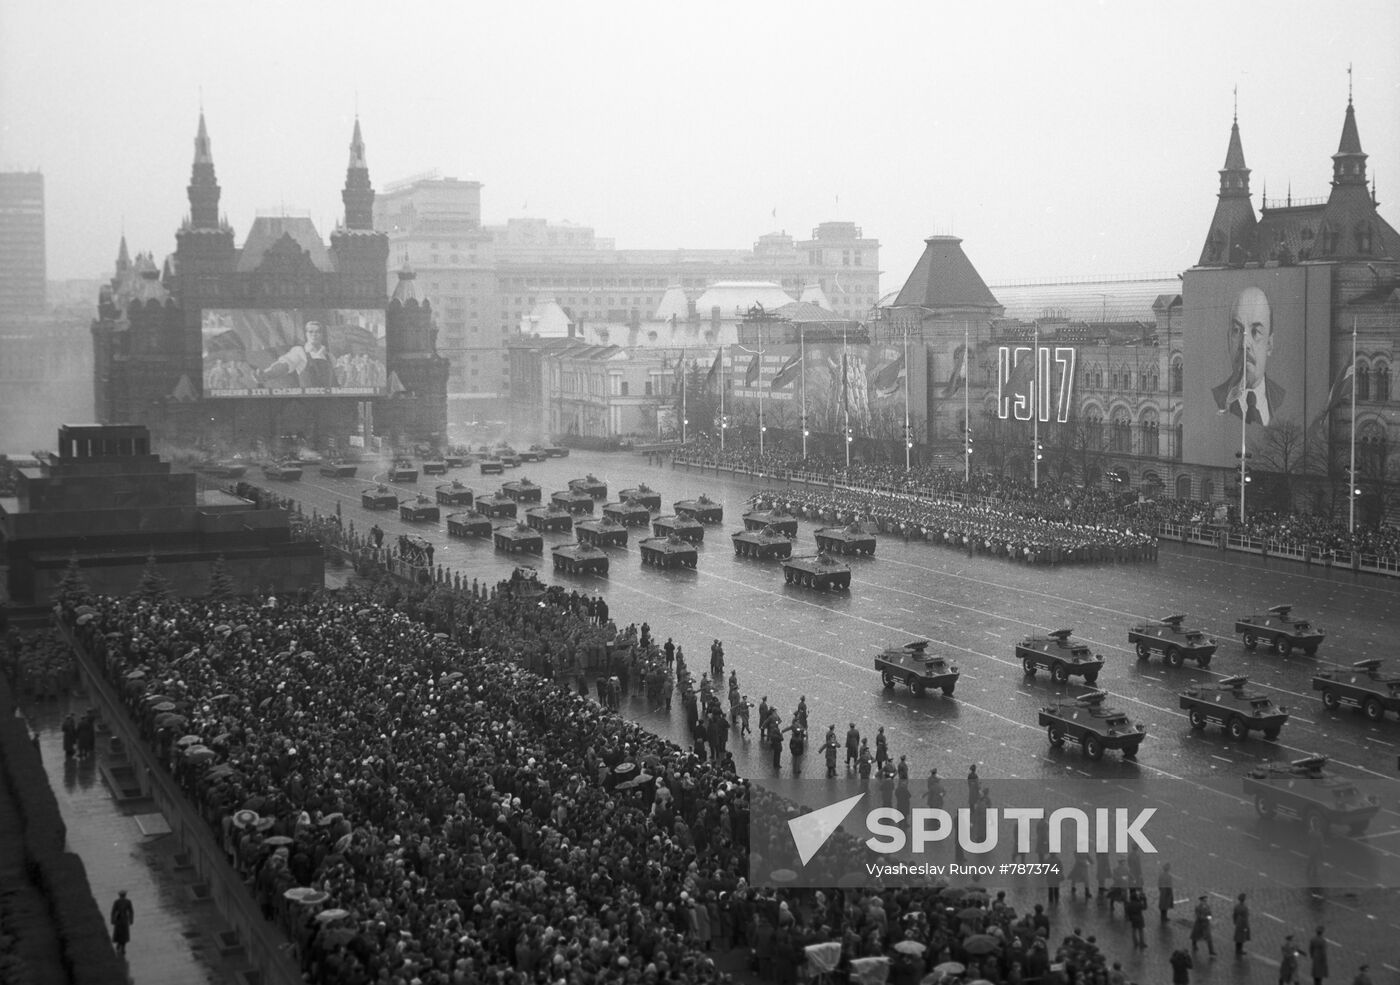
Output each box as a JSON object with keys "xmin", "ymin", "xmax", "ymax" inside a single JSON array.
[
  {"xmin": 1255, "ymin": 204, "xmax": 1325, "ymax": 262},
  {"xmin": 1224, "ymin": 120, "xmax": 1247, "ymax": 171},
  {"xmin": 237, "ymin": 216, "xmax": 330, "ymax": 272},
  {"xmin": 1337, "ymin": 100, "xmax": 1362, "ymax": 155},
  {"xmin": 892, "ymin": 235, "xmax": 1001, "ymax": 311},
  {"xmin": 770, "ymin": 301, "xmax": 852, "ymax": 324}
]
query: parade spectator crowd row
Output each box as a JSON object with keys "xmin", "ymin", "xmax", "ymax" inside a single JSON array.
[
  {"xmin": 17, "ymin": 572, "xmax": 1144, "ymax": 985},
  {"xmin": 673, "ymin": 441, "xmax": 1400, "ymax": 562}
]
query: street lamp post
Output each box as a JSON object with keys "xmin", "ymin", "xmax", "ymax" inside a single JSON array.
[{"xmin": 903, "ymin": 323, "xmax": 911, "ymax": 471}]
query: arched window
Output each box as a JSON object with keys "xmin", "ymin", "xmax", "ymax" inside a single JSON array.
[
  {"xmin": 1170, "ymin": 359, "xmax": 1183, "ymax": 394},
  {"xmin": 1357, "ymin": 364, "xmax": 1371, "ymax": 401},
  {"xmin": 1086, "ymin": 409, "xmax": 1104, "ymax": 448},
  {"xmin": 1175, "ymin": 475, "xmax": 1193, "ymax": 500},
  {"xmin": 1356, "ymin": 223, "xmax": 1374, "ymax": 254},
  {"xmin": 1200, "ymin": 477, "xmax": 1215, "ymax": 502},
  {"xmin": 1110, "ymin": 412, "xmax": 1131, "ymax": 453},
  {"xmin": 1376, "ymin": 363, "xmax": 1390, "ymax": 402},
  {"xmin": 1140, "ymin": 410, "xmax": 1160, "ymax": 456}
]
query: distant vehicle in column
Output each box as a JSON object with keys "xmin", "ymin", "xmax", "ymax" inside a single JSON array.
[
  {"xmin": 1016, "ymin": 629, "xmax": 1105, "ymax": 685},
  {"xmin": 1179, "ymin": 676, "xmax": 1289, "ymax": 740},
  {"xmin": 780, "ymin": 553, "xmax": 851, "ymax": 590},
  {"xmin": 1244, "ymin": 755, "xmax": 1381, "ymax": 836},
  {"xmin": 814, "ymin": 521, "xmax": 877, "ymax": 556},
  {"xmin": 1312, "ymin": 659, "xmax": 1400, "ymax": 722},
  {"xmin": 1127, "ymin": 614, "xmax": 1217, "ymax": 668},
  {"xmin": 1235, "ymin": 604, "xmax": 1324, "ymax": 656},
  {"xmin": 1038, "ymin": 690, "xmax": 1147, "ymax": 760}
]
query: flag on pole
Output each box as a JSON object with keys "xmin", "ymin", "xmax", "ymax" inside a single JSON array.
[
  {"xmin": 943, "ymin": 344, "xmax": 968, "ymax": 398},
  {"xmin": 744, "ymin": 353, "xmax": 761, "ymax": 388},
  {"xmin": 841, "ymin": 351, "xmax": 850, "ymax": 418},
  {"xmin": 872, "ymin": 353, "xmax": 905, "ymax": 398},
  {"xmin": 770, "ymin": 351, "xmax": 803, "ymax": 389},
  {"xmin": 704, "ymin": 349, "xmax": 722, "ymax": 393},
  {"xmin": 1311, "ymin": 358, "xmax": 1354, "ymax": 429}
]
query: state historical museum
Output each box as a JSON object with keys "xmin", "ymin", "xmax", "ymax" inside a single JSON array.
[{"xmin": 92, "ymin": 115, "xmax": 448, "ymax": 452}]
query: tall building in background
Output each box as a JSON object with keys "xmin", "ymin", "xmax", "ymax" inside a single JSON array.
[
  {"xmin": 0, "ymin": 171, "xmax": 46, "ymax": 315},
  {"xmin": 375, "ymin": 174, "xmax": 880, "ymax": 423}
]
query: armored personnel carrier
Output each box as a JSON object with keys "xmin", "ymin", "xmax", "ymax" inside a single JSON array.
[
  {"xmin": 421, "ymin": 457, "xmax": 448, "ymax": 476},
  {"xmin": 1235, "ymin": 605, "xmax": 1324, "ymax": 656},
  {"xmin": 814, "ymin": 522, "xmax": 877, "ymax": 556},
  {"xmin": 576, "ymin": 516, "xmax": 630, "ymax": 548},
  {"xmin": 262, "ymin": 461, "xmax": 303, "ymax": 481},
  {"xmin": 1312, "ymin": 659, "xmax": 1400, "ymax": 722},
  {"xmin": 875, "ymin": 640, "xmax": 960, "ymax": 697},
  {"xmin": 361, "ymin": 485, "xmax": 399, "ymax": 511},
  {"xmin": 602, "ymin": 498, "xmax": 652, "ymax": 526},
  {"xmin": 1016, "ymin": 629, "xmax": 1105, "ymax": 685},
  {"xmin": 319, "ymin": 461, "xmax": 358, "ymax": 478},
  {"xmin": 474, "ymin": 494, "xmax": 518, "ymax": 519},
  {"xmin": 399, "ymin": 496, "xmax": 441, "ymax": 523},
  {"xmin": 781, "ymin": 553, "xmax": 851, "ymax": 590},
  {"xmin": 1127, "ymin": 614, "xmax": 1217, "ymax": 668},
  {"xmin": 479, "ymin": 458, "xmax": 505, "ymax": 476},
  {"xmin": 569, "ymin": 475, "xmax": 608, "ymax": 499},
  {"xmin": 1244, "ymin": 755, "xmax": 1380, "ymax": 836},
  {"xmin": 525, "ymin": 504, "xmax": 574, "ymax": 533},
  {"xmin": 1038, "ymin": 690, "xmax": 1147, "ymax": 761},
  {"xmin": 742, "ymin": 504, "xmax": 798, "ymax": 536},
  {"xmin": 494, "ymin": 522, "xmax": 544, "ymax": 555},
  {"xmin": 1180, "ymin": 676, "xmax": 1288, "ymax": 741},
  {"xmin": 435, "ymin": 481, "xmax": 474, "ymax": 507},
  {"xmin": 389, "ymin": 461, "xmax": 418, "ymax": 483},
  {"xmin": 674, "ymin": 494, "xmax": 723, "ymax": 524},
  {"xmin": 653, "ymin": 514, "xmax": 705, "ymax": 542},
  {"xmin": 501, "ymin": 478, "xmax": 543, "ymax": 504},
  {"xmin": 552, "ymin": 489, "xmax": 597, "ymax": 515},
  {"xmin": 618, "ymin": 484, "xmax": 662, "ymax": 511},
  {"xmin": 638, "ymin": 534, "xmax": 698, "ymax": 569},
  {"xmin": 446, "ymin": 512, "xmax": 492, "ymax": 539},
  {"xmin": 731, "ymin": 524, "xmax": 795, "ymax": 559},
  {"xmin": 552, "ymin": 542, "xmax": 609, "ymax": 575}
]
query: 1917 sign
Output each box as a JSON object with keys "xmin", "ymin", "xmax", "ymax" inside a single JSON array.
[{"xmin": 996, "ymin": 346, "xmax": 1077, "ymax": 423}]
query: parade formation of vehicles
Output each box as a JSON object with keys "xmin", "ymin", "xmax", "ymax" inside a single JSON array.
[
  {"xmin": 1016, "ymin": 629, "xmax": 1104, "ymax": 685},
  {"xmin": 421, "ymin": 457, "xmax": 448, "ymax": 476},
  {"xmin": 814, "ymin": 522, "xmax": 877, "ymax": 556},
  {"xmin": 1127, "ymin": 614, "xmax": 1217, "ymax": 668},
  {"xmin": 638, "ymin": 534, "xmax": 698, "ymax": 569},
  {"xmin": 399, "ymin": 496, "xmax": 441, "ymax": 523},
  {"xmin": 320, "ymin": 461, "xmax": 358, "ymax": 478},
  {"xmin": 742, "ymin": 505, "xmax": 798, "ymax": 537},
  {"xmin": 617, "ymin": 484, "xmax": 662, "ymax": 511},
  {"xmin": 551, "ymin": 489, "xmax": 597, "ymax": 515},
  {"xmin": 552, "ymin": 542, "xmax": 609, "ymax": 575},
  {"xmin": 781, "ymin": 553, "xmax": 851, "ymax": 590},
  {"xmin": 653, "ymin": 514, "xmax": 705, "ymax": 543},
  {"xmin": 475, "ymin": 494, "xmax": 518, "ymax": 519},
  {"xmin": 1244, "ymin": 755, "xmax": 1381, "ymax": 836},
  {"xmin": 1236, "ymin": 605, "xmax": 1324, "ymax": 656},
  {"xmin": 525, "ymin": 504, "xmax": 574, "ymax": 533},
  {"xmin": 446, "ymin": 512, "xmax": 492, "ymax": 539},
  {"xmin": 262, "ymin": 461, "xmax": 303, "ymax": 481},
  {"xmin": 1180, "ymin": 675, "xmax": 1288, "ymax": 740},
  {"xmin": 569, "ymin": 475, "xmax": 608, "ymax": 500},
  {"xmin": 1312, "ymin": 659, "xmax": 1400, "ymax": 721},
  {"xmin": 479, "ymin": 458, "xmax": 504, "ymax": 476},
  {"xmin": 389, "ymin": 461, "xmax": 418, "ymax": 483},
  {"xmin": 435, "ymin": 481, "xmax": 474, "ymax": 507},
  {"xmin": 731, "ymin": 524, "xmax": 795, "ymax": 560},
  {"xmin": 1038, "ymin": 690, "xmax": 1147, "ymax": 761},
  {"xmin": 875, "ymin": 640, "xmax": 959, "ymax": 697}
]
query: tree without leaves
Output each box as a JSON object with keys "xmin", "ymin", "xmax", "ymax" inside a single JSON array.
[
  {"xmin": 206, "ymin": 555, "xmax": 236, "ymax": 601},
  {"xmin": 135, "ymin": 552, "xmax": 173, "ymax": 601}
]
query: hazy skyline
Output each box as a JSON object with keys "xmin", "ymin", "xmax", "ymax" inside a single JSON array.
[{"xmin": 3, "ymin": 0, "xmax": 1397, "ymax": 294}]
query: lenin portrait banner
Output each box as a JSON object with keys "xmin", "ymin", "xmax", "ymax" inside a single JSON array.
[
  {"xmin": 201, "ymin": 308, "xmax": 388, "ymax": 398},
  {"xmin": 1180, "ymin": 266, "xmax": 1332, "ymax": 469}
]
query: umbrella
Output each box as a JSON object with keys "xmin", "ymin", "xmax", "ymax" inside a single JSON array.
[
  {"xmin": 211, "ymin": 694, "xmax": 235, "ymax": 702},
  {"xmin": 264, "ymin": 835, "xmax": 294, "ymax": 846},
  {"xmin": 334, "ymin": 833, "xmax": 353, "ymax": 853},
  {"xmin": 255, "ymin": 817, "xmax": 275, "ymax": 832},
  {"xmin": 207, "ymin": 765, "xmax": 238, "ymax": 779},
  {"xmin": 185, "ymin": 747, "xmax": 216, "ymax": 763},
  {"xmin": 176, "ymin": 734, "xmax": 204, "ymax": 747},
  {"xmin": 75, "ymin": 613, "xmax": 95, "ymax": 625},
  {"xmin": 142, "ymin": 694, "xmax": 173, "ymax": 706},
  {"xmin": 894, "ymin": 941, "xmax": 927, "ymax": 956},
  {"xmin": 233, "ymin": 809, "xmax": 259, "ymax": 829},
  {"xmin": 152, "ymin": 702, "xmax": 176, "ymax": 712},
  {"xmin": 932, "ymin": 962, "xmax": 965, "ymax": 976},
  {"xmin": 75, "ymin": 605, "xmax": 97, "ymax": 616},
  {"xmin": 125, "ymin": 670, "xmax": 146, "ymax": 680},
  {"xmin": 443, "ymin": 672, "xmax": 463, "ymax": 682},
  {"xmin": 962, "ymin": 889, "xmax": 989, "ymax": 902},
  {"xmin": 299, "ymin": 890, "xmax": 330, "ymax": 906},
  {"xmin": 961, "ymin": 935, "xmax": 999, "ymax": 956},
  {"xmin": 434, "ymin": 632, "xmax": 448, "ymax": 639},
  {"xmin": 320, "ymin": 927, "xmax": 357, "ymax": 947},
  {"xmin": 317, "ymin": 813, "xmax": 344, "ymax": 827},
  {"xmin": 938, "ymin": 888, "xmax": 968, "ymax": 903},
  {"xmin": 284, "ymin": 887, "xmax": 319, "ymax": 902},
  {"xmin": 957, "ymin": 907, "xmax": 985, "ymax": 922},
  {"xmin": 155, "ymin": 713, "xmax": 187, "ymax": 729},
  {"xmin": 769, "ymin": 869, "xmax": 797, "ymax": 884},
  {"xmin": 242, "ymin": 795, "xmax": 268, "ymax": 812},
  {"xmin": 315, "ymin": 908, "xmax": 350, "ymax": 923}
]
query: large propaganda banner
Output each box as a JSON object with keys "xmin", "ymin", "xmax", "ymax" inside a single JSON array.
[
  {"xmin": 1180, "ymin": 266, "xmax": 1332, "ymax": 468},
  {"xmin": 201, "ymin": 308, "xmax": 388, "ymax": 398}
]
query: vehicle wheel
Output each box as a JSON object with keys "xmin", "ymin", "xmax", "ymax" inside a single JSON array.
[
  {"xmin": 912, "ymin": 681, "xmax": 927, "ymax": 697},
  {"xmin": 1304, "ymin": 645, "xmax": 1319, "ymax": 657},
  {"xmin": 1051, "ymin": 662, "xmax": 1070, "ymax": 684},
  {"xmin": 1197, "ymin": 655, "xmax": 1211, "ymax": 668},
  {"xmin": 1227, "ymin": 716, "xmax": 1248, "ymax": 740},
  {"xmin": 942, "ymin": 686, "xmax": 955, "ymax": 697},
  {"xmin": 1084, "ymin": 673, "xmax": 1099, "ymax": 686},
  {"xmin": 1022, "ymin": 657, "xmax": 1037, "ymax": 677},
  {"xmin": 881, "ymin": 671, "xmax": 896, "ymax": 690},
  {"xmin": 1123, "ymin": 745, "xmax": 1139, "ymax": 760},
  {"xmin": 1275, "ymin": 637, "xmax": 1292, "ymax": 657},
  {"xmin": 1047, "ymin": 726, "xmax": 1065, "ymax": 747},
  {"xmin": 1083, "ymin": 735, "xmax": 1105, "ymax": 761},
  {"xmin": 1135, "ymin": 641, "xmax": 1150, "ymax": 660},
  {"xmin": 1305, "ymin": 811, "xmax": 1327, "ymax": 838},
  {"xmin": 1262, "ymin": 728, "xmax": 1280, "ymax": 740},
  {"xmin": 1364, "ymin": 697, "xmax": 1385, "ymax": 722},
  {"xmin": 1319, "ymin": 688, "xmax": 1340, "ymax": 711},
  {"xmin": 1349, "ymin": 822, "xmax": 1369, "ymax": 836},
  {"xmin": 1242, "ymin": 633, "xmax": 1258, "ymax": 650},
  {"xmin": 1166, "ymin": 647, "xmax": 1184, "ymax": 669},
  {"xmin": 1254, "ymin": 794, "xmax": 1274, "ymax": 817},
  {"xmin": 1189, "ymin": 708, "xmax": 1207, "ymax": 730}
]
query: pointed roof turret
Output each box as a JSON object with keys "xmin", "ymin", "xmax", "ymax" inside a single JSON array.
[
  {"xmin": 194, "ymin": 112, "xmax": 213, "ymax": 165},
  {"xmin": 1317, "ymin": 92, "xmax": 1396, "ymax": 259},
  {"xmin": 186, "ymin": 112, "xmax": 222, "ymax": 229},
  {"xmin": 341, "ymin": 116, "xmax": 375, "ymax": 231},
  {"xmin": 1197, "ymin": 107, "xmax": 1257, "ymax": 265},
  {"xmin": 116, "ymin": 235, "xmax": 131, "ymax": 273},
  {"xmin": 1331, "ymin": 96, "xmax": 1366, "ymax": 186},
  {"xmin": 891, "ymin": 236, "xmax": 1001, "ymax": 314}
]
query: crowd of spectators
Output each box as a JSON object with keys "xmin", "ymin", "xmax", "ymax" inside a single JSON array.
[
  {"xmin": 28, "ymin": 569, "xmax": 1143, "ymax": 985},
  {"xmin": 674, "ymin": 440, "xmax": 1400, "ymax": 562}
]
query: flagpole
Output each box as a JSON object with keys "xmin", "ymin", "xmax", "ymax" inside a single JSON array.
[
  {"xmin": 1032, "ymin": 319, "xmax": 1040, "ymax": 490},
  {"xmin": 719, "ymin": 345, "xmax": 726, "ymax": 453},
  {"xmin": 963, "ymin": 321, "xmax": 970, "ymax": 483},
  {"xmin": 843, "ymin": 325, "xmax": 851, "ymax": 470},
  {"xmin": 1349, "ymin": 317, "xmax": 1357, "ymax": 533},
  {"xmin": 1239, "ymin": 319, "xmax": 1248, "ymax": 524},
  {"xmin": 800, "ymin": 330, "xmax": 808, "ymax": 460},
  {"xmin": 681, "ymin": 352, "xmax": 687, "ymax": 446},
  {"xmin": 758, "ymin": 341, "xmax": 766, "ymax": 460},
  {"xmin": 903, "ymin": 321, "xmax": 911, "ymax": 472}
]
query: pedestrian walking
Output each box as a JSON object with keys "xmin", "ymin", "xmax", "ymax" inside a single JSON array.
[
  {"xmin": 110, "ymin": 890, "xmax": 134, "ymax": 956},
  {"xmin": 1170, "ymin": 947, "xmax": 1194, "ymax": 985},
  {"xmin": 1190, "ymin": 895, "xmax": 1216, "ymax": 956},
  {"xmin": 967, "ymin": 764, "xmax": 980, "ymax": 803},
  {"xmin": 1280, "ymin": 935, "xmax": 1302, "ymax": 985},
  {"xmin": 61, "ymin": 713, "xmax": 77, "ymax": 759},
  {"xmin": 1126, "ymin": 888, "xmax": 1147, "ymax": 949},
  {"xmin": 1232, "ymin": 893, "xmax": 1251, "ymax": 957},
  {"xmin": 1157, "ymin": 863, "xmax": 1175, "ymax": 924},
  {"xmin": 1308, "ymin": 926, "xmax": 1329, "ymax": 985}
]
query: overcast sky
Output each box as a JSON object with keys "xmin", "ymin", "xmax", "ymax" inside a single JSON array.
[{"xmin": 2, "ymin": 0, "xmax": 1397, "ymax": 293}]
